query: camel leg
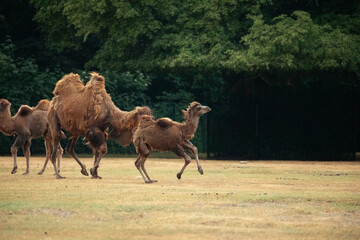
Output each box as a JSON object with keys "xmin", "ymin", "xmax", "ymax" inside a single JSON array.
[
  {"xmin": 39, "ymin": 140, "xmax": 63, "ymax": 175},
  {"xmin": 50, "ymin": 137, "xmax": 64, "ymax": 179},
  {"xmin": 139, "ymin": 150, "xmax": 156, "ymax": 183},
  {"xmin": 134, "ymin": 139, "xmax": 154, "ymax": 183},
  {"xmin": 90, "ymin": 150, "xmax": 104, "ymax": 179},
  {"xmin": 90, "ymin": 138, "xmax": 107, "ymax": 179},
  {"xmin": 173, "ymin": 144, "xmax": 191, "ymax": 180},
  {"xmin": 10, "ymin": 136, "xmax": 26, "ymax": 174},
  {"xmin": 66, "ymin": 136, "xmax": 88, "ymax": 176},
  {"xmin": 56, "ymin": 144, "xmax": 63, "ymax": 173},
  {"xmin": 135, "ymin": 154, "xmax": 156, "ymax": 183},
  {"xmin": 38, "ymin": 138, "xmax": 51, "ymax": 175},
  {"xmin": 48, "ymin": 111, "xmax": 64, "ymax": 179},
  {"xmin": 182, "ymin": 140, "xmax": 203, "ymax": 175},
  {"xmin": 22, "ymin": 139, "xmax": 31, "ymax": 175},
  {"xmin": 137, "ymin": 154, "xmax": 157, "ymax": 183},
  {"xmin": 134, "ymin": 154, "xmax": 149, "ymax": 183}
]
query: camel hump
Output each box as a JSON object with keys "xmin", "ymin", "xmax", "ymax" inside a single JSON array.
[
  {"xmin": 53, "ymin": 73, "xmax": 84, "ymax": 95},
  {"xmin": 89, "ymin": 72, "xmax": 105, "ymax": 83},
  {"xmin": 34, "ymin": 99, "xmax": 50, "ymax": 111},
  {"xmin": 18, "ymin": 105, "xmax": 33, "ymax": 116},
  {"xmin": 156, "ymin": 118, "xmax": 173, "ymax": 128}
]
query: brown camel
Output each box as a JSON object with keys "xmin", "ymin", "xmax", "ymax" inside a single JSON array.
[
  {"xmin": 132, "ymin": 102, "xmax": 211, "ymax": 183},
  {"xmin": 0, "ymin": 99, "xmax": 63, "ymax": 175},
  {"xmin": 48, "ymin": 72, "xmax": 152, "ymax": 179}
]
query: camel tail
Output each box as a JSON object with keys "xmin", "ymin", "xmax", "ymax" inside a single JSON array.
[{"xmin": 18, "ymin": 105, "xmax": 33, "ymax": 116}]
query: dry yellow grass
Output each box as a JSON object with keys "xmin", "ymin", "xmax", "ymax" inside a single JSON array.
[{"xmin": 0, "ymin": 156, "xmax": 359, "ymax": 239}]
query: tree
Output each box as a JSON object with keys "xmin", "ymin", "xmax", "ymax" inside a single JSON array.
[
  {"xmin": 31, "ymin": 0, "xmax": 256, "ymax": 74},
  {"xmin": 225, "ymin": 11, "xmax": 360, "ymax": 85},
  {"xmin": 31, "ymin": 1, "xmax": 360, "ymax": 83}
]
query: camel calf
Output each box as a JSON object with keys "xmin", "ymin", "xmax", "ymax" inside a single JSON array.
[
  {"xmin": 0, "ymin": 99, "xmax": 63, "ymax": 175},
  {"xmin": 133, "ymin": 102, "xmax": 211, "ymax": 183}
]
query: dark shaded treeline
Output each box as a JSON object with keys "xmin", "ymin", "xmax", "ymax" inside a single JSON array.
[{"xmin": 0, "ymin": 0, "xmax": 359, "ymax": 159}]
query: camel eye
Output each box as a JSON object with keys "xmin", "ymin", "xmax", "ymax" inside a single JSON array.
[{"xmin": 197, "ymin": 106, "xmax": 202, "ymax": 111}]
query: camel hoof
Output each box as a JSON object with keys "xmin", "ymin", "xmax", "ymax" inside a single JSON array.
[
  {"xmin": 146, "ymin": 180, "xmax": 157, "ymax": 183},
  {"xmin": 90, "ymin": 168, "xmax": 95, "ymax": 177},
  {"xmin": 91, "ymin": 176, "xmax": 102, "ymax": 179},
  {"xmin": 22, "ymin": 172, "xmax": 29, "ymax": 175},
  {"xmin": 11, "ymin": 167, "xmax": 17, "ymax": 174},
  {"xmin": 56, "ymin": 175, "xmax": 65, "ymax": 179},
  {"xmin": 198, "ymin": 168, "xmax": 204, "ymax": 175},
  {"xmin": 90, "ymin": 168, "xmax": 101, "ymax": 179},
  {"xmin": 177, "ymin": 173, "xmax": 182, "ymax": 180},
  {"xmin": 37, "ymin": 170, "xmax": 44, "ymax": 175},
  {"xmin": 81, "ymin": 168, "xmax": 89, "ymax": 176}
]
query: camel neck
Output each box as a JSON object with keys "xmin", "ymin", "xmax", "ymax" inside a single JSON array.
[
  {"xmin": 0, "ymin": 112, "xmax": 15, "ymax": 136},
  {"xmin": 109, "ymin": 105, "xmax": 128, "ymax": 128},
  {"xmin": 182, "ymin": 115, "xmax": 200, "ymax": 140}
]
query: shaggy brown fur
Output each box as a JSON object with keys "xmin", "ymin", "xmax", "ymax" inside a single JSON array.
[
  {"xmin": 110, "ymin": 106, "xmax": 153, "ymax": 146},
  {"xmin": 48, "ymin": 72, "xmax": 152, "ymax": 179},
  {"xmin": 0, "ymin": 99, "xmax": 63, "ymax": 175},
  {"xmin": 133, "ymin": 102, "xmax": 211, "ymax": 183}
]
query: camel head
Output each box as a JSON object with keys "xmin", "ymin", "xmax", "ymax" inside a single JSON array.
[
  {"xmin": 135, "ymin": 106, "xmax": 153, "ymax": 119},
  {"xmin": 85, "ymin": 127, "xmax": 108, "ymax": 155},
  {"xmin": 0, "ymin": 99, "xmax": 11, "ymax": 115},
  {"xmin": 183, "ymin": 102, "xmax": 211, "ymax": 120},
  {"xmin": 0, "ymin": 99, "xmax": 14, "ymax": 135}
]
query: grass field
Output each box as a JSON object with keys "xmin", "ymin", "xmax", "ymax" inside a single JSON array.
[{"xmin": 0, "ymin": 156, "xmax": 359, "ymax": 239}]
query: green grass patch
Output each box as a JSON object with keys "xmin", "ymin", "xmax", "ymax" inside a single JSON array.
[{"xmin": 0, "ymin": 157, "xmax": 359, "ymax": 239}]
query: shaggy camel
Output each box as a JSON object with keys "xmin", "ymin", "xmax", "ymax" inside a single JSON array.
[
  {"xmin": 48, "ymin": 72, "xmax": 152, "ymax": 179},
  {"xmin": 133, "ymin": 102, "xmax": 211, "ymax": 183},
  {"xmin": 0, "ymin": 99, "xmax": 63, "ymax": 175}
]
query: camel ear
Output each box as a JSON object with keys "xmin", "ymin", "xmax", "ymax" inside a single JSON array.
[{"xmin": 182, "ymin": 109, "xmax": 189, "ymax": 120}]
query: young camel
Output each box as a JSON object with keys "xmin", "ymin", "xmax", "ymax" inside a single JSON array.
[
  {"xmin": 0, "ymin": 99, "xmax": 63, "ymax": 175},
  {"xmin": 48, "ymin": 72, "xmax": 152, "ymax": 179},
  {"xmin": 133, "ymin": 102, "xmax": 211, "ymax": 183}
]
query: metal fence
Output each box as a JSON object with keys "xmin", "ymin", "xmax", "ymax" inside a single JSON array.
[{"xmin": 207, "ymin": 85, "xmax": 359, "ymax": 160}]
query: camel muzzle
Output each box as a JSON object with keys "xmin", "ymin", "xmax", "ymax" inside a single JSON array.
[{"xmin": 203, "ymin": 106, "xmax": 211, "ymax": 112}]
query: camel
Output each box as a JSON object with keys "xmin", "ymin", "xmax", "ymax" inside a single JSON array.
[
  {"xmin": 48, "ymin": 72, "xmax": 152, "ymax": 179},
  {"xmin": 132, "ymin": 102, "xmax": 211, "ymax": 183},
  {"xmin": 0, "ymin": 99, "xmax": 63, "ymax": 175}
]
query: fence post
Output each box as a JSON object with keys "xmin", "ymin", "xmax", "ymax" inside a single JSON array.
[
  {"xmin": 207, "ymin": 110, "xmax": 211, "ymax": 159},
  {"xmin": 173, "ymin": 102, "xmax": 177, "ymax": 121},
  {"xmin": 255, "ymin": 102, "xmax": 260, "ymax": 160},
  {"xmin": 353, "ymin": 99, "xmax": 358, "ymax": 160}
]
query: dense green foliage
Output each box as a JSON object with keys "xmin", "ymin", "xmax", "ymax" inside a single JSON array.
[{"xmin": 0, "ymin": 0, "xmax": 359, "ymax": 159}]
